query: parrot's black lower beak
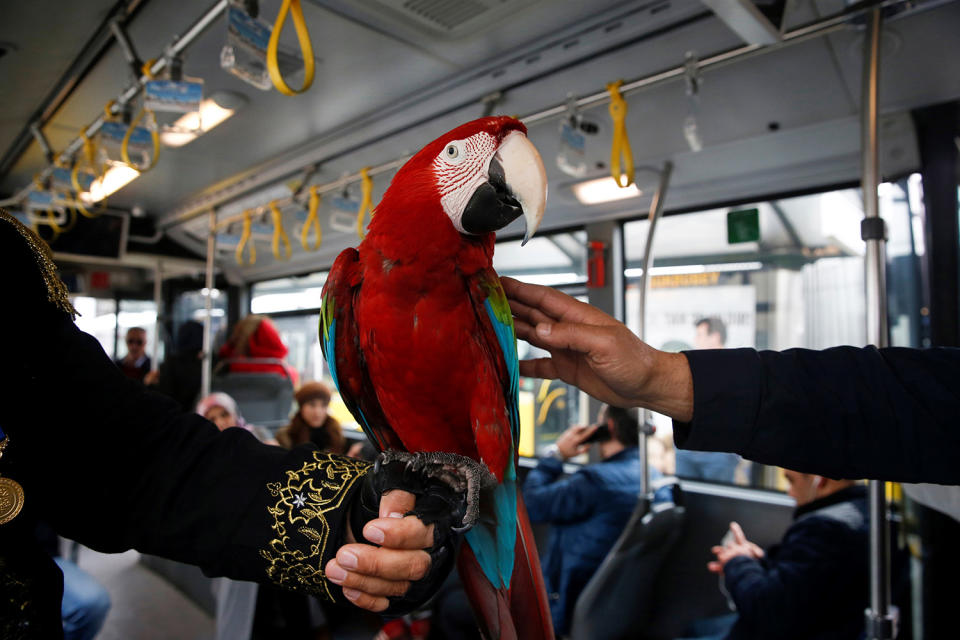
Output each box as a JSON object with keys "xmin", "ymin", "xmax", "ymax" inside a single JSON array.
[{"xmin": 461, "ymin": 156, "xmax": 523, "ymax": 235}]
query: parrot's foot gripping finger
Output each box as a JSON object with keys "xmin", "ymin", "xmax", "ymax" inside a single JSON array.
[
  {"xmin": 348, "ymin": 450, "xmax": 496, "ymax": 616},
  {"xmin": 374, "ymin": 450, "xmax": 497, "ymax": 533}
]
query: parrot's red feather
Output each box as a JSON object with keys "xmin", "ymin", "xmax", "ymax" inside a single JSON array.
[{"xmin": 324, "ymin": 248, "xmax": 404, "ymax": 450}]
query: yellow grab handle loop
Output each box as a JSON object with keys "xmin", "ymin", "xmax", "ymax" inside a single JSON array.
[
  {"xmin": 104, "ymin": 100, "xmax": 117, "ymax": 120},
  {"xmin": 141, "ymin": 58, "xmax": 157, "ymax": 80},
  {"xmin": 236, "ymin": 209, "xmax": 257, "ymax": 266},
  {"xmin": 270, "ymin": 201, "xmax": 292, "ymax": 261},
  {"xmin": 121, "ymin": 107, "xmax": 160, "ymax": 171},
  {"xmin": 267, "ymin": 0, "xmax": 315, "ymax": 96},
  {"xmin": 536, "ymin": 387, "xmax": 567, "ymax": 426},
  {"xmin": 606, "ymin": 80, "xmax": 634, "ymax": 188},
  {"xmin": 71, "ymin": 132, "xmax": 107, "ymax": 218},
  {"xmin": 32, "ymin": 176, "xmax": 63, "ymax": 241},
  {"xmin": 356, "ymin": 167, "xmax": 373, "ymax": 240},
  {"xmin": 301, "ymin": 185, "xmax": 323, "ymax": 251}
]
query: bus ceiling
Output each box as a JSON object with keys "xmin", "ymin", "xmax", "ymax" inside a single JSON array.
[{"xmin": 0, "ymin": 0, "xmax": 958, "ymax": 279}]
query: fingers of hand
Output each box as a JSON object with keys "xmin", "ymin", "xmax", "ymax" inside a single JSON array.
[
  {"xmin": 501, "ymin": 276, "xmax": 610, "ymax": 325},
  {"xmin": 508, "ymin": 298, "xmax": 555, "ymax": 329},
  {"xmin": 517, "ymin": 357, "xmax": 559, "ymax": 381},
  {"xmin": 707, "ymin": 561, "xmax": 723, "ymax": 573},
  {"xmin": 536, "ymin": 321, "xmax": 616, "ymax": 358},
  {"xmin": 363, "ymin": 515, "xmax": 434, "ymax": 550},
  {"xmin": 325, "ymin": 557, "xmax": 410, "ymax": 598},
  {"xmin": 730, "ymin": 521, "xmax": 747, "ymax": 544},
  {"xmin": 380, "ymin": 490, "xmax": 415, "ymax": 519},
  {"xmin": 335, "ymin": 544, "xmax": 432, "ymax": 582},
  {"xmin": 338, "ymin": 586, "xmax": 390, "ymax": 613}
]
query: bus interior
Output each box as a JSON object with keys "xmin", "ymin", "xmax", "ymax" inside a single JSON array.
[{"xmin": 2, "ymin": 0, "xmax": 959, "ymax": 638}]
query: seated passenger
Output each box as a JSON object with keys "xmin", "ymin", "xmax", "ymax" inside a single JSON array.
[
  {"xmin": 276, "ymin": 381, "xmax": 347, "ymax": 454},
  {"xmin": 197, "ymin": 392, "xmax": 275, "ymax": 444},
  {"xmin": 522, "ymin": 405, "xmax": 659, "ymax": 636},
  {"xmin": 681, "ymin": 471, "xmax": 870, "ymax": 640},
  {"xmin": 115, "ymin": 327, "xmax": 151, "ymax": 383},
  {"xmin": 218, "ymin": 314, "xmax": 299, "ymax": 386}
]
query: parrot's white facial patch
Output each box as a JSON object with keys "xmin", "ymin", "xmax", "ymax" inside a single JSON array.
[{"xmin": 434, "ymin": 132, "xmax": 498, "ymax": 234}]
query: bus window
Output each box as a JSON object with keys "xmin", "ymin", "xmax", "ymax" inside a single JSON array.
[
  {"xmin": 624, "ymin": 178, "xmax": 926, "ymax": 489},
  {"xmin": 72, "ymin": 297, "xmax": 118, "ymax": 359},
  {"xmin": 250, "ymin": 272, "xmax": 328, "ymax": 314},
  {"xmin": 496, "ymin": 231, "xmax": 590, "ymax": 460}
]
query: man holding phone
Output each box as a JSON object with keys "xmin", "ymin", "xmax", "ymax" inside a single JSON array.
[{"xmin": 522, "ymin": 405, "xmax": 658, "ymax": 636}]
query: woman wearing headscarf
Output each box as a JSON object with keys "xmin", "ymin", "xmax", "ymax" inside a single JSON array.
[{"xmin": 197, "ymin": 392, "xmax": 274, "ymax": 444}]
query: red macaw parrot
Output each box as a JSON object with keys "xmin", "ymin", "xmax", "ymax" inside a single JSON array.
[{"xmin": 320, "ymin": 116, "xmax": 554, "ymax": 640}]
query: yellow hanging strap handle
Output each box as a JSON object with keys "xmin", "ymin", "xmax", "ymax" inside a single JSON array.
[
  {"xmin": 51, "ymin": 158, "xmax": 79, "ymax": 233},
  {"xmin": 72, "ymin": 131, "xmax": 107, "ymax": 218},
  {"xmin": 121, "ymin": 106, "xmax": 160, "ymax": 171},
  {"xmin": 356, "ymin": 167, "xmax": 373, "ymax": 240},
  {"xmin": 236, "ymin": 209, "xmax": 257, "ymax": 266},
  {"xmin": 270, "ymin": 201, "xmax": 292, "ymax": 261},
  {"xmin": 141, "ymin": 58, "xmax": 157, "ymax": 80},
  {"xmin": 606, "ymin": 80, "xmax": 635, "ymax": 188},
  {"xmin": 32, "ymin": 175, "xmax": 63, "ymax": 241},
  {"xmin": 301, "ymin": 185, "xmax": 323, "ymax": 251},
  {"xmin": 267, "ymin": 0, "xmax": 315, "ymax": 96}
]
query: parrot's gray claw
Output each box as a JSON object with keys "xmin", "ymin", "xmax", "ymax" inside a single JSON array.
[{"xmin": 375, "ymin": 450, "xmax": 496, "ymax": 531}]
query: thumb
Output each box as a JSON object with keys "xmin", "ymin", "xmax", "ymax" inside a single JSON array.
[{"xmin": 536, "ymin": 321, "xmax": 615, "ymax": 357}]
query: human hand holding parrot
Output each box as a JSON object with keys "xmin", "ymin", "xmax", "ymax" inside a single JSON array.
[{"xmin": 320, "ymin": 116, "xmax": 554, "ymax": 639}]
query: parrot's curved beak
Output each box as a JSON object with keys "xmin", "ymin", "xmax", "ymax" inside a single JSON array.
[{"xmin": 461, "ymin": 131, "xmax": 547, "ymax": 244}]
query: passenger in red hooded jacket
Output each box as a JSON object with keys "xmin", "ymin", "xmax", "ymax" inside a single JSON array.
[{"xmin": 218, "ymin": 314, "xmax": 299, "ymax": 386}]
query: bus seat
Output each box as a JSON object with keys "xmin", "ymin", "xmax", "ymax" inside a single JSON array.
[
  {"xmin": 211, "ymin": 369, "xmax": 294, "ymax": 430},
  {"xmin": 570, "ymin": 485, "xmax": 686, "ymax": 640}
]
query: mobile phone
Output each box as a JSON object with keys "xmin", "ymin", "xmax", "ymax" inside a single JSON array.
[{"xmin": 583, "ymin": 424, "xmax": 611, "ymax": 443}]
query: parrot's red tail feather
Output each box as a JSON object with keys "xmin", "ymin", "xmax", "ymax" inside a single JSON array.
[
  {"xmin": 510, "ymin": 493, "xmax": 555, "ymax": 640},
  {"xmin": 457, "ymin": 495, "xmax": 555, "ymax": 640},
  {"xmin": 458, "ymin": 544, "xmax": 516, "ymax": 640}
]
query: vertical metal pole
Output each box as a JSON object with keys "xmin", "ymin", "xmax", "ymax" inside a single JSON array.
[
  {"xmin": 200, "ymin": 208, "xmax": 216, "ymax": 400},
  {"xmin": 152, "ymin": 260, "xmax": 163, "ymax": 371},
  {"xmin": 861, "ymin": 8, "xmax": 896, "ymax": 640},
  {"xmin": 635, "ymin": 161, "xmax": 673, "ymax": 497}
]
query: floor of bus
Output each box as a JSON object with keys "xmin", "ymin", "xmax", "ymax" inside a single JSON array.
[{"xmin": 77, "ymin": 545, "xmax": 379, "ymax": 639}]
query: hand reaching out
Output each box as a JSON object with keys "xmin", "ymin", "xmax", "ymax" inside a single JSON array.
[{"xmin": 502, "ymin": 277, "xmax": 694, "ymax": 421}]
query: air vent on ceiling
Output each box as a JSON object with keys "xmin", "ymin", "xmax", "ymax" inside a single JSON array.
[{"xmin": 369, "ymin": 0, "xmax": 541, "ymax": 37}]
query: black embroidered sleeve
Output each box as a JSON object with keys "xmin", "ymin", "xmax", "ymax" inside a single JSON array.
[{"xmin": 260, "ymin": 451, "xmax": 370, "ymax": 601}]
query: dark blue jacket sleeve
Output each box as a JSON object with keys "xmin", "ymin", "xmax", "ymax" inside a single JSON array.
[
  {"xmin": 722, "ymin": 517, "xmax": 864, "ymax": 637},
  {"xmin": 673, "ymin": 347, "xmax": 960, "ymax": 484},
  {"xmin": 522, "ymin": 458, "xmax": 596, "ymax": 524}
]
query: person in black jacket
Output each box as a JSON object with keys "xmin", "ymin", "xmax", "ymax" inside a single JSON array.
[
  {"xmin": 681, "ymin": 471, "xmax": 871, "ymax": 640},
  {"xmin": 0, "ymin": 211, "xmax": 470, "ymax": 638},
  {"xmin": 502, "ymin": 277, "xmax": 960, "ymax": 485},
  {"xmin": 146, "ymin": 320, "xmax": 203, "ymax": 411}
]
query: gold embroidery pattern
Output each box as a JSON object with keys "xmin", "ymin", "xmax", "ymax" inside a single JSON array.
[
  {"xmin": 0, "ymin": 209, "xmax": 76, "ymax": 318},
  {"xmin": 261, "ymin": 452, "xmax": 370, "ymax": 599}
]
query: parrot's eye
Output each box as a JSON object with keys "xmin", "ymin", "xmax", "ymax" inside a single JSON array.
[{"xmin": 440, "ymin": 140, "xmax": 466, "ymax": 165}]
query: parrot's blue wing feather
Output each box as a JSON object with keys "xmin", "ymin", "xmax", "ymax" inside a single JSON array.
[
  {"xmin": 465, "ymin": 270, "xmax": 522, "ymax": 588},
  {"xmin": 478, "ymin": 275, "xmax": 521, "ymax": 448}
]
